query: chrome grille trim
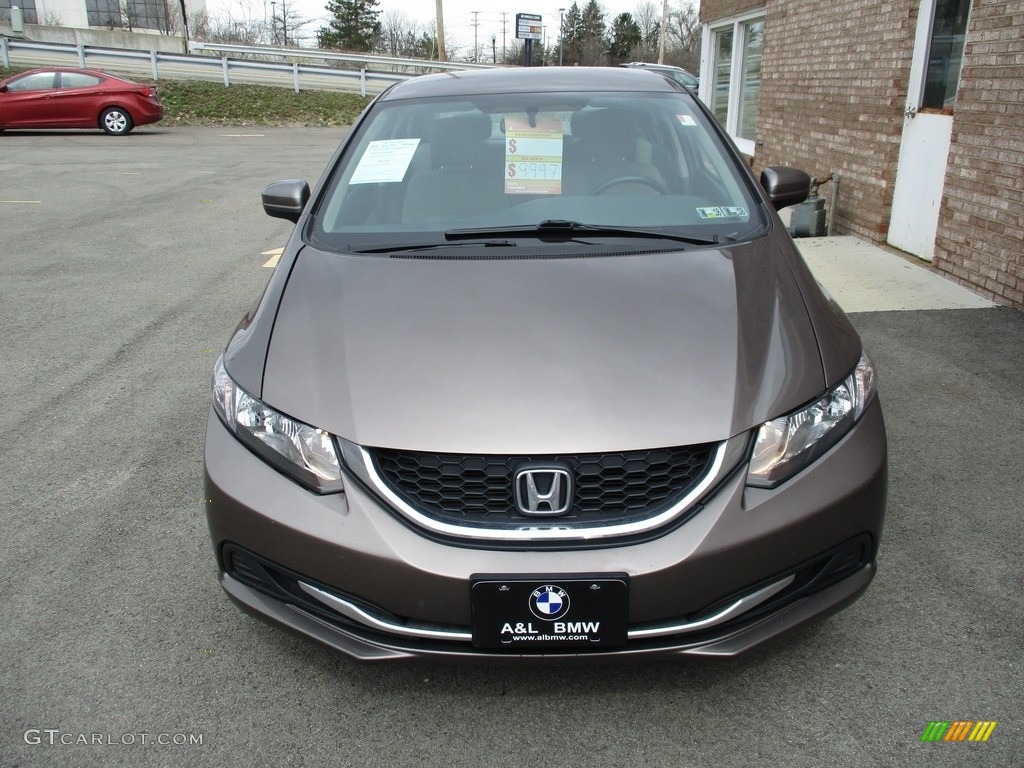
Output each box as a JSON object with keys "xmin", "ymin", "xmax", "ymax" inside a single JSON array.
[
  {"xmin": 627, "ymin": 575, "xmax": 795, "ymax": 639},
  {"xmin": 296, "ymin": 573, "xmax": 795, "ymax": 643},
  {"xmin": 338, "ymin": 435, "xmax": 748, "ymax": 542},
  {"xmin": 298, "ymin": 582, "xmax": 473, "ymax": 641}
]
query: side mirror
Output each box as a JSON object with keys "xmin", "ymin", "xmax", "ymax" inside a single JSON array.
[
  {"xmin": 0, "ymin": 85, "xmax": 8, "ymax": 93},
  {"xmin": 262, "ymin": 179, "xmax": 310, "ymax": 223},
  {"xmin": 759, "ymin": 167, "xmax": 812, "ymax": 210}
]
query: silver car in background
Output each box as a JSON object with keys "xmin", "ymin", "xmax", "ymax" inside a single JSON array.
[{"xmin": 204, "ymin": 67, "xmax": 886, "ymax": 661}]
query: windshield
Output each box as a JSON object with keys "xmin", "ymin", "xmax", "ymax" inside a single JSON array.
[{"xmin": 310, "ymin": 90, "xmax": 765, "ymax": 252}]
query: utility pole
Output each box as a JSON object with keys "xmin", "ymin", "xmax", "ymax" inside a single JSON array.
[
  {"xmin": 558, "ymin": 8, "xmax": 564, "ymax": 66},
  {"xmin": 500, "ymin": 12, "xmax": 508, "ymax": 61},
  {"xmin": 472, "ymin": 10, "xmax": 479, "ymax": 62},
  {"xmin": 435, "ymin": 0, "xmax": 447, "ymax": 61},
  {"xmin": 492, "ymin": 34, "xmax": 496, "ymax": 63},
  {"xmin": 658, "ymin": 0, "xmax": 668, "ymax": 64}
]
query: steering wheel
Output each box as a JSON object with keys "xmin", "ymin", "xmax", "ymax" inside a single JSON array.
[{"xmin": 593, "ymin": 175, "xmax": 668, "ymax": 195}]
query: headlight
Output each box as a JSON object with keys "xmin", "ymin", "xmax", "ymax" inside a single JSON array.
[
  {"xmin": 747, "ymin": 352, "xmax": 877, "ymax": 488},
  {"xmin": 212, "ymin": 356, "xmax": 343, "ymax": 494}
]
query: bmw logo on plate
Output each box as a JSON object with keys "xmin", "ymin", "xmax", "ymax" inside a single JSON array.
[{"xmin": 529, "ymin": 585, "xmax": 571, "ymax": 621}]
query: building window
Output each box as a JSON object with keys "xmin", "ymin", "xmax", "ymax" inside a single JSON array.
[
  {"xmin": 128, "ymin": 0, "xmax": 174, "ymax": 32},
  {"xmin": 701, "ymin": 11, "xmax": 765, "ymax": 156},
  {"xmin": 85, "ymin": 0, "xmax": 120, "ymax": 27},
  {"xmin": 85, "ymin": 0, "xmax": 172, "ymax": 31},
  {"xmin": 711, "ymin": 27, "xmax": 733, "ymax": 127},
  {"xmin": 1, "ymin": 0, "xmax": 38, "ymax": 25},
  {"xmin": 923, "ymin": 0, "xmax": 971, "ymax": 111}
]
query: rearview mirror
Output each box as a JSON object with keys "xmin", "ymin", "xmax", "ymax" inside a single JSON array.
[
  {"xmin": 759, "ymin": 167, "xmax": 812, "ymax": 210},
  {"xmin": 262, "ymin": 179, "xmax": 310, "ymax": 223}
]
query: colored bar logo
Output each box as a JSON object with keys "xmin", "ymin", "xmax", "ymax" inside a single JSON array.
[{"xmin": 921, "ymin": 721, "xmax": 997, "ymax": 742}]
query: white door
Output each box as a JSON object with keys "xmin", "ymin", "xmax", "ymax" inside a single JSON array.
[{"xmin": 888, "ymin": 0, "xmax": 971, "ymax": 261}]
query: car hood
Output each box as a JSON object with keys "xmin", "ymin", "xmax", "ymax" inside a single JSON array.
[{"xmin": 260, "ymin": 236, "xmax": 827, "ymax": 454}]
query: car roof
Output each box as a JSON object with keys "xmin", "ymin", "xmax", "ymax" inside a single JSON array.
[
  {"xmin": 6, "ymin": 67, "xmax": 138, "ymax": 83},
  {"xmin": 622, "ymin": 62, "xmax": 689, "ymax": 71},
  {"xmin": 16, "ymin": 67, "xmax": 108, "ymax": 76},
  {"xmin": 381, "ymin": 66, "xmax": 681, "ymax": 101}
]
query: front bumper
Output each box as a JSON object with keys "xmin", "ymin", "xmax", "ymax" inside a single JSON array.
[{"xmin": 203, "ymin": 399, "xmax": 887, "ymax": 661}]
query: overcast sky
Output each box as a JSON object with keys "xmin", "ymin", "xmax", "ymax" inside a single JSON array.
[{"xmin": 208, "ymin": 0, "xmax": 650, "ymax": 55}]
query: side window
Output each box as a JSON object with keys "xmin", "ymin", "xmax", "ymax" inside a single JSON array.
[
  {"xmin": 60, "ymin": 73, "xmax": 102, "ymax": 89},
  {"xmin": 702, "ymin": 14, "xmax": 764, "ymax": 157},
  {"xmin": 8, "ymin": 72, "xmax": 57, "ymax": 91}
]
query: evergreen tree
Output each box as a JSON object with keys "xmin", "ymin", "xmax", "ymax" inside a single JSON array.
[
  {"xmin": 579, "ymin": 0, "xmax": 607, "ymax": 65},
  {"xmin": 318, "ymin": 0, "xmax": 382, "ymax": 52},
  {"xmin": 560, "ymin": 2, "xmax": 584, "ymax": 65},
  {"xmin": 608, "ymin": 12, "xmax": 641, "ymax": 61}
]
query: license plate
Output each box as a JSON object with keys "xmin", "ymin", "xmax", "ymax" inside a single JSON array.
[{"xmin": 471, "ymin": 574, "xmax": 628, "ymax": 650}]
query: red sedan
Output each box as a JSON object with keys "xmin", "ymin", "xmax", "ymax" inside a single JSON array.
[{"xmin": 0, "ymin": 67, "xmax": 163, "ymax": 135}]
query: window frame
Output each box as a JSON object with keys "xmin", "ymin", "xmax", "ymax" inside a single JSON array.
[{"xmin": 700, "ymin": 8, "xmax": 766, "ymax": 157}]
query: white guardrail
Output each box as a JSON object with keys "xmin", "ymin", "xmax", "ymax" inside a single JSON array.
[{"xmin": 1, "ymin": 37, "xmax": 497, "ymax": 96}]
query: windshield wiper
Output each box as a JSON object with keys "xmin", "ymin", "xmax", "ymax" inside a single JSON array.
[
  {"xmin": 445, "ymin": 220, "xmax": 719, "ymax": 246},
  {"xmin": 351, "ymin": 239, "xmax": 517, "ymax": 254}
]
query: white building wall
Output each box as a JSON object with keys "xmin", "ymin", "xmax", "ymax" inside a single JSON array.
[
  {"xmin": 30, "ymin": 0, "xmax": 206, "ymax": 30},
  {"xmin": 36, "ymin": 0, "xmax": 88, "ymax": 27}
]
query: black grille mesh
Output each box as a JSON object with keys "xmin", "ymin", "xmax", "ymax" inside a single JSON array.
[{"xmin": 373, "ymin": 445, "xmax": 716, "ymax": 525}]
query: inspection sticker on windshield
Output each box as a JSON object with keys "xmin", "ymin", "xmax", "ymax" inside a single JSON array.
[
  {"xmin": 349, "ymin": 139, "xmax": 420, "ymax": 184},
  {"xmin": 697, "ymin": 206, "xmax": 747, "ymax": 219},
  {"xmin": 504, "ymin": 117, "xmax": 563, "ymax": 195},
  {"xmin": 676, "ymin": 114, "xmax": 698, "ymax": 126}
]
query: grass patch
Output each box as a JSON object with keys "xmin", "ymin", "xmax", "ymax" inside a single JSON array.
[
  {"xmin": 156, "ymin": 80, "xmax": 370, "ymax": 127},
  {"xmin": 1, "ymin": 67, "xmax": 371, "ymax": 127}
]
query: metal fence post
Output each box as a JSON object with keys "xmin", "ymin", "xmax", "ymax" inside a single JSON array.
[
  {"xmin": 360, "ymin": 68, "xmax": 366, "ymax": 98},
  {"xmin": 77, "ymin": 44, "xmax": 86, "ymax": 67},
  {"xmin": 293, "ymin": 62, "xmax": 299, "ymax": 93},
  {"xmin": 222, "ymin": 56, "xmax": 230, "ymax": 87},
  {"xmin": 1, "ymin": 37, "xmax": 8, "ymax": 69},
  {"xmin": 151, "ymin": 50, "xmax": 159, "ymax": 80}
]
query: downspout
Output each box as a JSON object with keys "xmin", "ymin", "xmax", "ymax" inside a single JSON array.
[{"xmin": 827, "ymin": 172, "xmax": 840, "ymax": 236}]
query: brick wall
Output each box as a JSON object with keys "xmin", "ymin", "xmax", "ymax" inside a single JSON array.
[
  {"xmin": 747, "ymin": 0, "xmax": 917, "ymax": 242},
  {"xmin": 934, "ymin": 0, "xmax": 1024, "ymax": 309},
  {"xmin": 702, "ymin": 0, "xmax": 1022, "ymax": 309},
  {"xmin": 699, "ymin": 0, "xmax": 764, "ymax": 23}
]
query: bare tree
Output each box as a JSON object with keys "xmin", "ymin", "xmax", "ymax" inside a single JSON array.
[
  {"xmin": 631, "ymin": 1, "xmax": 659, "ymax": 61},
  {"xmin": 271, "ymin": 0, "xmax": 313, "ymax": 46},
  {"xmin": 193, "ymin": 0, "xmax": 268, "ymax": 43},
  {"xmin": 378, "ymin": 10, "xmax": 427, "ymax": 57},
  {"xmin": 664, "ymin": 1, "xmax": 700, "ymax": 71}
]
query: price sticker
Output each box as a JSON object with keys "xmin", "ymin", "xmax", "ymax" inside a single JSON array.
[{"xmin": 504, "ymin": 117, "xmax": 564, "ymax": 195}]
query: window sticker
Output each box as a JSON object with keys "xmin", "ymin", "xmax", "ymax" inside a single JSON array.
[
  {"xmin": 349, "ymin": 138, "xmax": 421, "ymax": 185},
  {"xmin": 696, "ymin": 206, "xmax": 747, "ymax": 219},
  {"xmin": 504, "ymin": 116, "xmax": 564, "ymax": 195},
  {"xmin": 676, "ymin": 114, "xmax": 698, "ymax": 126}
]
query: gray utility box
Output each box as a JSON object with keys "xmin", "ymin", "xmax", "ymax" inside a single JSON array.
[{"xmin": 789, "ymin": 196, "xmax": 827, "ymax": 238}]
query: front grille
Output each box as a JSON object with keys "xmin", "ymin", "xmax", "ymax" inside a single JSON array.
[{"xmin": 372, "ymin": 445, "xmax": 716, "ymax": 526}]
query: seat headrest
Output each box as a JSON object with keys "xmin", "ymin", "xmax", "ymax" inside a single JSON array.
[
  {"xmin": 569, "ymin": 109, "xmax": 638, "ymax": 162},
  {"xmin": 429, "ymin": 113, "xmax": 493, "ymax": 169}
]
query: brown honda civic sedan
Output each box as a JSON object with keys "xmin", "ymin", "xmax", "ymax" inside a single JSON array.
[{"xmin": 204, "ymin": 67, "xmax": 886, "ymax": 662}]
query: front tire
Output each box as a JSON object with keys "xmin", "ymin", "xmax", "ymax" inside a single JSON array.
[{"xmin": 100, "ymin": 107, "xmax": 133, "ymax": 136}]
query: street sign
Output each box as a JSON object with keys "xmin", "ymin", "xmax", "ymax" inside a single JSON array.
[{"xmin": 516, "ymin": 13, "xmax": 542, "ymax": 41}]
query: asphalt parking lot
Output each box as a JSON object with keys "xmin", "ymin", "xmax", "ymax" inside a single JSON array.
[{"xmin": 1, "ymin": 127, "xmax": 1021, "ymax": 767}]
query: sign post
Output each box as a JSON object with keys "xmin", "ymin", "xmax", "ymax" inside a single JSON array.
[{"xmin": 515, "ymin": 13, "xmax": 542, "ymax": 66}]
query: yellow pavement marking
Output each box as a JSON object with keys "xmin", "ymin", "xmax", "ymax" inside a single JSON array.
[{"xmin": 262, "ymin": 247, "xmax": 284, "ymax": 268}]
